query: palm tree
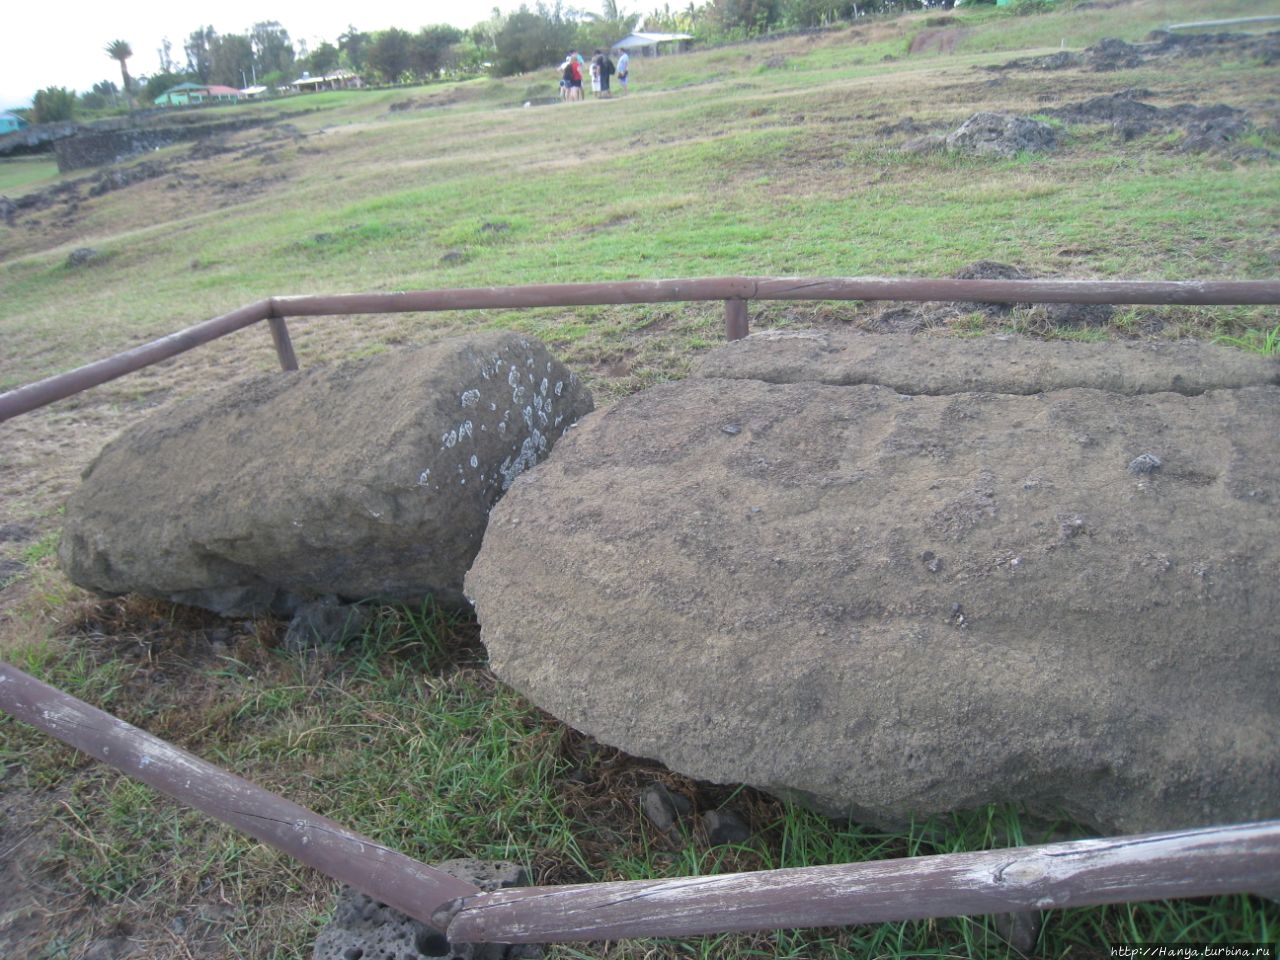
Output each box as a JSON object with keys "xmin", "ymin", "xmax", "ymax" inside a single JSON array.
[{"xmin": 105, "ymin": 40, "xmax": 135, "ymax": 111}]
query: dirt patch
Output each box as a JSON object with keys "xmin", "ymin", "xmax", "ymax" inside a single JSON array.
[
  {"xmin": 909, "ymin": 28, "xmax": 967, "ymax": 56},
  {"xmin": 1038, "ymin": 88, "xmax": 1264, "ymax": 155},
  {"xmin": 990, "ymin": 28, "xmax": 1280, "ymax": 73}
]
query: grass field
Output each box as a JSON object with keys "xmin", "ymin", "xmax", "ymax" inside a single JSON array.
[{"xmin": 1, "ymin": 0, "xmax": 1278, "ymax": 956}]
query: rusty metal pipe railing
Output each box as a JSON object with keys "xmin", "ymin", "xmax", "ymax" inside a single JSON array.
[
  {"xmin": 4, "ymin": 277, "xmax": 1278, "ymax": 424},
  {"xmin": 0, "ymin": 300, "xmax": 272, "ymax": 422},
  {"xmin": 2, "ymin": 658, "xmax": 1278, "ymax": 945},
  {"xmin": 441, "ymin": 819, "xmax": 1280, "ymax": 942},
  {"xmin": 0, "ymin": 661, "xmax": 481, "ymax": 929},
  {"xmin": 267, "ymin": 277, "xmax": 1280, "ymax": 316}
]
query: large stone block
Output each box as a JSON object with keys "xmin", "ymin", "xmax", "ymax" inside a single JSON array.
[
  {"xmin": 60, "ymin": 332, "xmax": 592, "ymax": 616},
  {"xmin": 467, "ymin": 337, "xmax": 1280, "ymax": 834}
]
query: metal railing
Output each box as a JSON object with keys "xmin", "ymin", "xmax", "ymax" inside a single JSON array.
[
  {"xmin": 3, "ymin": 274, "xmax": 1279, "ymax": 944},
  {"xmin": 4, "ymin": 275, "xmax": 1278, "ymax": 423},
  {"xmin": 3, "ymin": 661, "xmax": 1277, "ymax": 944}
]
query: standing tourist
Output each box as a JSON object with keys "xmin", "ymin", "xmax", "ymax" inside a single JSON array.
[
  {"xmin": 615, "ymin": 48, "xmax": 630, "ymax": 94},
  {"xmin": 600, "ymin": 49, "xmax": 615, "ymax": 97},
  {"xmin": 559, "ymin": 55, "xmax": 573, "ymax": 100}
]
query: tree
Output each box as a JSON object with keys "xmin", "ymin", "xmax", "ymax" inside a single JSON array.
[
  {"xmin": 251, "ymin": 21, "xmax": 296, "ymax": 78},
  {"xmin": 779, "ymin": 0, "xmax": 855, "ymax": 27},
  {"xmin": 92, "ymin": 79, "xmax": 120, "ymax": 108},
  {"xmin": 32, "ymin": 86, "xmax": 76, "ymax": 123},
  {"xmin": 706, "ymin": 0, "xmax": 780, "ymax": 36},
  {"xmin": 366, "ymin": 27, "xmax": 414, "ymax": 82},
  {"xmin": 492, "ymin": 4, "xmax": 576, "ymax": 77},
  {"xmin": 158, "ymin": 37, "xmax": 178, "ymax": 74},
  {"xmin": 575, "ymin": 0, "xmax": 641, "ymax": 51},
  {"xmin": 644, "ymin": 2, "xmax": 703, "ymax": 32},
  {"xmin": 209, "ymin": 33, "xmax": 254, "ymax": 87},
  {"xmin": 105, "ymin": 39, "xmax": 135, "ymax": 111},
  {"xmin": 409, "ymin": 25, "xmax": 465, "ymax": 79},
  {"xmin": 307, "ymin": 41, "xmax": 341, "ymax": 77},
  {"xmin": 144, "ymin": 72, "xmax": 189, "ymax": 103},
  {"xmin": 338, "ymin": 26, "xmax": 371, "ymax": 72},
  {"xmin": 185, "ymin": 26, "xmax": 216, "ymax": 83}
]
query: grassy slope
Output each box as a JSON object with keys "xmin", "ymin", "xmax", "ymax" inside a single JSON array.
[{"xmin": 1, "ymin": 0, "xmax": 1278, "ymax": 956}]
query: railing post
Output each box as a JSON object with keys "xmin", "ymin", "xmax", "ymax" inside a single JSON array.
[
  {"xmin": 725, "ymin": 298, "xmax": 749, "ymax": 340},
  {"xmin": 268, "ymin": 316, "xmax": 300, "ymax": 371}
]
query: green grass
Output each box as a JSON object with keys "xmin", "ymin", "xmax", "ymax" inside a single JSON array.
[
  {"xmin": 2, "ymin": 598, "xmax": 1273, "ymax": 958},
  {"xmin": 2, "ymin": 1, "xmax": 1278, "ymax": 955},
  {"xmin": 1215, "ymin": 323, "xmax": 1280, "ymax": 356},
  {"xmin": 0, "ymin": 157, "xmax": 59, "ymax": 192}
]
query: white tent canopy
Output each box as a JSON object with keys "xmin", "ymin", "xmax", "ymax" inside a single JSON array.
[{"xmin": 611, "ymin": 31, "xmax": 694, "ymax": 55}]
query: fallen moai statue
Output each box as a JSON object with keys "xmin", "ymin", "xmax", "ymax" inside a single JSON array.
[
  {"xmin": 59, "ymin": 331, "xmax": 592, "ymax": 617},
  {"xmin": 467, "ymin": 331, "xmax": 1280, "ymax": 834}
]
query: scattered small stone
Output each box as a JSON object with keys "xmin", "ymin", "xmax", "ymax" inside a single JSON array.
[
  {"xmin": 82, "ymin": 939, "xmax": 129, "ymax": 960},
  {"xmin": 284, "ymin": 597, "xmax": 372, "ymax": 652},
  {"xmin": 702, "ymin": 809, "xmax": 751, "ymax": 846},
  {"xmin": 640, "ymin": 782, "xmax": 692, "ymax": 833},
  {"xmin": 1128, "ymin": 453, "xmax": 1163, "ymax": 475},
  {"xmin": 311, "ymin": 861, "xmax": 538, "ymax": 960},
  {"xmin": 994, "ymin": 910, "xmax": 1042, "ymax": 953},
  {"xmin": 944, "ymin": 113, "xmax": 1056, "ymax": 158},
  {"xmin": 721, "ymin": 423, "xmax": 742, "ymax": 435},
  {"xmin": 1058, "ymin": 514, "xmax": 1087, "ymax": 540},
  {"xmin": 65, "ymin": 247, "xmax": 101, "ymax": 268}
]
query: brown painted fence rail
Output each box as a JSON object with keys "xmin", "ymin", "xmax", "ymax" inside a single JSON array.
[
  {"xmin": 3, "ymin": 275, "xmax": 1279, "ymax": 423},
  {"xmin": 2, "ymin": 659, "xmax": 1280, "ymax": 943},
  {"xmin": 4, "ymin": 275, "xmax": 1280, "ymax": 943}
]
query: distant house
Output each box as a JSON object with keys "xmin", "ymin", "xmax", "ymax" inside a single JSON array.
[
  {"xmin": 611, "ymin": 31, "xmax": 695, "ymax": 56},
  {"xmin": 240, "ymin": 85, "xmax": 270, "ymax": 100},
  {"xmin": 290, "ymin": 71, "xmax": 363, "ymax": 93},
  {"xmin": 154, "ymin": 82, "xmax": 240, "ymax": 106},
  {"xmin": 0, "ymin": 112, "xmax": 29, "ymax": 134}
]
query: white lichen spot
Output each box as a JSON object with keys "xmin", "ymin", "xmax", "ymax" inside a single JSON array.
[
  {"xmin": 470, "ymin": 455, "xmax": 479, "ymax": 469},
  {"xmin": 418, "ymin": 469, "xmax": 432, "ymax": 486},
  {"xmin": 540, "ymin": 377, "xmax": 549, "ymax": 395},
  {"xmin": 555, "ymin": 380, "xmax": 564, "ymax": 397},
  {"xmin": 461, "ymin": 388, "xmax": 481, "ymax": 408},
  {"xmin": 461, "ymin": 420, "xmax": 474, "ymax": 440},
  {"xmin": 443, "ymin": 429, "xmax": 458, "ymax": 448}
]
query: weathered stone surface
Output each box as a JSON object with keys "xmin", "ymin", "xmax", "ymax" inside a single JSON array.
[
  {"xmin": 60, "ymin": 332, "xmax": 591, "ymax": 616},
  {"xmin": 945, "ymin": 112, "xmax": 1056, "ymax": 157},
  {"xmin": 467, "ymin": 352, "xmax": 1280, "ymax": 834},
  {"xmin": 693, "ymin": 329, "xmax": 1280, "ymax": 396}
]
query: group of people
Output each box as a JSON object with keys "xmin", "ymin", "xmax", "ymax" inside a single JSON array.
[{"xmin": 559, "ymin": 48, "xmax": 630, "ymax": 101}]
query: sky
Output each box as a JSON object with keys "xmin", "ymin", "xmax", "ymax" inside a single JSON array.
[{"xmin": 2, "ymin": 0, "xmax": 521, "ymax": 111}]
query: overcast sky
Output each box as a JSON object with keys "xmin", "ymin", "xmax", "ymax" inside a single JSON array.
[{"xmin": 2, "ymin": 0, "xmax": 521, "ymax": 111}]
